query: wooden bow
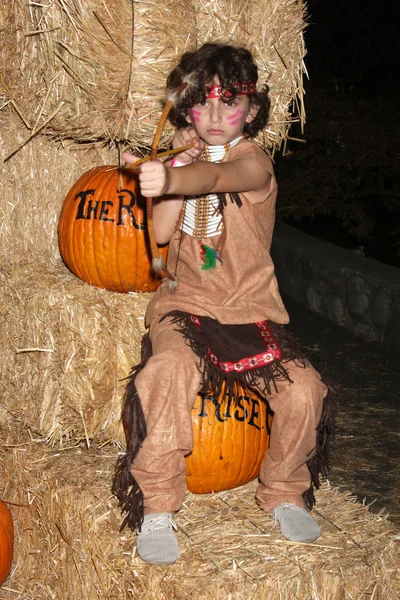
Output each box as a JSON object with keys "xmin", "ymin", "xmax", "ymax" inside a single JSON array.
[{"xmin": 131, "ymin": 82, "xmax": 190, "ymax": 284}]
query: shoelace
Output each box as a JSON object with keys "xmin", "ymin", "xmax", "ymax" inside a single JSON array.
[{"xmin": 138, "ymin": 513, "xmax": 177, "ymax": 536}]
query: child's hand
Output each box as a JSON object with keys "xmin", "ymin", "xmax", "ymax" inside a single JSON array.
[
  {"xmin": 172, "ymin": 127, "xmax": 204, "ymax": 164},
  {"xmin": 122, "ymin": 152, "xmax": 169, "ymax": 197}
]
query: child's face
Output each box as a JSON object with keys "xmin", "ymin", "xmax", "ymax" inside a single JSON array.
[{"xmin": 185, "ymin": 82, "xmax": 258, "ymax": 146}]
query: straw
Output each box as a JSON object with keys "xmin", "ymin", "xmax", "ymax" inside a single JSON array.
[
  {"xmin": 0, "ymin": 422, "xmax": 399, "ymax": 600},
  {"xmin": 1, "ymin": 0, "xmax": 307, "ymax": 153}
]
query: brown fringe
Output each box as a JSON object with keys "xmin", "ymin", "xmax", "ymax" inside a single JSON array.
[
  {"xmin": 303, "ymin": 379, "xmax": 340, "ymax": 509},
  {"xmin": 162, "ymin": 312, "xmax": 305, "ymax": 405},
  {"xmin": 111, "ymin": 334, "xmax": 151, "ymax": 531},
  {"xmin": 217, "ymin": 191, "xmax": 242, "ymax": 212},
  {"xmin": 267, "ymin": 322, "xmax": 339, "ymax": 508}
]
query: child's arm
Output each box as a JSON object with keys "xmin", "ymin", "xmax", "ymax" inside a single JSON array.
[
  {"xmin": 130, "ymin": 152, "xmax": 270, "ymax": 201},
  {"xmin": 123, "ymin": 129, "xmax": 203, "ymax": 244}
]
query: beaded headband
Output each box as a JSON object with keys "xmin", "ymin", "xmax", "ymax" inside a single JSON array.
[{"xmin": 205, "ymin": 81, "xmax": 257, "ymax": 99}]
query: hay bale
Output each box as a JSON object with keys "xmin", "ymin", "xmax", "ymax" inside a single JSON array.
[
  {"xmin": 0, "ymin": 112, "xmax": 116, "ymax": 267},
  {"xmin": 1, "ymin": 262, "xmax": 150, "ymax": 444},
  {"xmin": 2, "ymin": 0, "xmax": 306, "ymax": 150},
  {"xmin": 0, "ymin": 114, "xmax": 151, "ymax": 444},
  {"xmin": 1, "ymin": 425, "xmax": 399, "ymax": 599}
]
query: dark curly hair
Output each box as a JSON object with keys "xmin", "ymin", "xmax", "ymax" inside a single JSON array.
[{"xmin": 167, "ymin": 43, "xmax": 270, "ymax": 138}]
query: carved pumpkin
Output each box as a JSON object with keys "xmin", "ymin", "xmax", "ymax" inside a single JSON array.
[
  {"xmin": 58, "ymin": 166, "xmax": 168, "ymax": 293},
  {"xmin": 186, "ymin": 384, "xmax": 272, "ymax": 494},
  {"xmin": 0, "ymin": 500, "xmax": 14, "ymax": 586}
]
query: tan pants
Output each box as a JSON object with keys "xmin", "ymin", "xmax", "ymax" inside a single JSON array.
[{"xmin": 132, "ymin": 316, "xmax": 327, "ymax": 515}]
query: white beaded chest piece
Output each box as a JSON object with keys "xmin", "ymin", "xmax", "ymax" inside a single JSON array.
[{"xmin": 178, "ymin": 136, "xmax": 242, "ymax": 240}]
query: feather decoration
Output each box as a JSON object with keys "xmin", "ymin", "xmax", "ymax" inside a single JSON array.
[
  {"xmin": 199, "ymin": 243, "xmax": 223, "ymax": 270},
  {"xmin": 166, "ymin": 73, "xmax": 199, "ymax": 104}
]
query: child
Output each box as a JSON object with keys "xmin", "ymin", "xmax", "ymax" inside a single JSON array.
[{"xmin": 113, "ymin": 43, "xmax": 336, "ymax": 565}]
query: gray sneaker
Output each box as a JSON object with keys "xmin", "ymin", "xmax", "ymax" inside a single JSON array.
[
  {"xmin": 137, "ymin": 513, "xmax": 179, "ymax": 565},
  {"xmin": 272, "ymin": 503, "xmax": 321, "ymax": 543}
]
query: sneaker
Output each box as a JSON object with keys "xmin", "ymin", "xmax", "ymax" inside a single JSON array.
[
  {"xmin": 272, "ymin": 503, "xmax": 321, "ymax": 543},
  {"xmin": 137, "ymin": 512, "xmax": 179, "ymax": 565}
]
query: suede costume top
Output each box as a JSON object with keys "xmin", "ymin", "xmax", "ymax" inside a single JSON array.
[{"xmin": 146, "ymin": 137, "xmax": 289, "ymax": 327}]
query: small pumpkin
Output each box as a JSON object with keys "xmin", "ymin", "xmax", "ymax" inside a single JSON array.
[
  {"xmin": 186, "ymin": 384, "xmax": 272, "ymax": 494},
  {"xmin": 0, "ymin": 500, "xmax": 14, "ymax": 586},
  {"xmin": 58, "ymin": 166, "xmax": 168, "ymax": 293}
]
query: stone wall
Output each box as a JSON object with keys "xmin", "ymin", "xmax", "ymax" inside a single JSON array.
[{"xmin": 271, "ymin": 225, "xmax": 400, "ymax": 356}]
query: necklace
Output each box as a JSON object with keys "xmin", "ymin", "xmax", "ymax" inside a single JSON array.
[{"xmin": 178, "ymin": 136, "xmax": 242, "ymax": 240}]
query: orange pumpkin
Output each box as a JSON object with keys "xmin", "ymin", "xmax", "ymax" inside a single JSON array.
[
  {"xmin": 58, "ymin": 166, "xmax": 168, "ymax": 293},
  {"xmin": 0, "ymin": 500, "xmax": 13, "ymax": 586},
  {"xmin": 186, "ymin": 384, "xmax": 272, "ymax": 494}
]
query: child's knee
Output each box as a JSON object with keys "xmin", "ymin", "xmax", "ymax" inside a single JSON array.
[
  {"xmin": 272, "ymin": 363, "xmax": 327, "ymax": 417},
  {"xmin": 288, "ymin": 363, "xmax": 327, "ymax": 397}
]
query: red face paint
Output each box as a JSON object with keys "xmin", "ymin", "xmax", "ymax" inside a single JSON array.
[
  {"xmin": 226, "ymin": 109, "xmax": 245, "ymax": 125},
  {"xmin": 190, "ymin": 108, "xmax": 201, "ymax": 122}
]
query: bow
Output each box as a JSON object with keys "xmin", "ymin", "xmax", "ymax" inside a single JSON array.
[{"xmin": 130, "ymin": 81, "xmax": 193, "ymax": 286}]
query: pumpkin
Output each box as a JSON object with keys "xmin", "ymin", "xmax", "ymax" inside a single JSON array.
[
  {"xmin": 0, "ymin": 500, "xmax": 14, "ymax": 586},
  {"xmin": 186, "ymin": 383, "xmax": 272, "ymax": 494},
  {"xmin": 58, "ymin": 166, "xmax": 168, "ymax": 293}
]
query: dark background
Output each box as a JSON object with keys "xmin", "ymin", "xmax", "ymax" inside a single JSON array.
[
  {"xmin": 275, "ymin": 0, "xmax": 400, "ymax": 267},
  {"xmin": 274, "ymin": 1, "xmax": 400, "ymax": 524},
  {"xmin": 304, "ymin": 0, "xmax": 399, "ymax": 95}
]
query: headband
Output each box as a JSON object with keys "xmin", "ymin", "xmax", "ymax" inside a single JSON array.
[{"xmin": 205, "ymin": 81, "xmax": 257, "ymax": 99}]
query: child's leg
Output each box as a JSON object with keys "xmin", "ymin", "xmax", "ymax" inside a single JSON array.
[
  {"xmin": 256, "ymin": 361, "xmax": 328, "ymax": 541},
  {"xmin": 132, "ymin": 315, "xmax": 202, "ymax": 516},
  {"xmin": 128, "ymin": 316, "xmax": 202, "ymax": 564}
]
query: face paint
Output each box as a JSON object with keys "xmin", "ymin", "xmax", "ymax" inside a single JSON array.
[
  {"xmin": 190, "ymin": 108, "xmax": 201, "ymax": 122},
  {"xmin": 227, "ymin": 109, "xmax": 244, "ymax": 120},
  {"xmin": 226, "ymin": 109, "xmax": 245, "ymax": 125}
]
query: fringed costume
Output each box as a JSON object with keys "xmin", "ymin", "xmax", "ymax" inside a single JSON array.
[{"xmin": 113, "ymin": 137, "xmax": 338, "ymax": 531}]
